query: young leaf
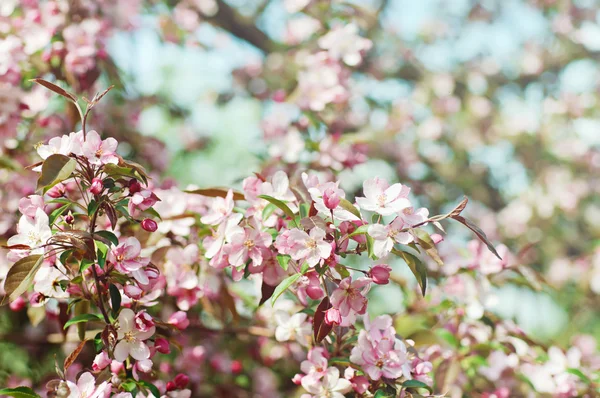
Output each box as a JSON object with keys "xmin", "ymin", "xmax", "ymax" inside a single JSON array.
[
  {"xmin": 338, "ymin": 198, "xmax": 361, "ymax": 220},
  {"xmin": 394, "ymin": 249, "xmax": 427, "ymax": 296},
  {"xmin": 63, "ymin": 313, "xmax": 103, "ymax": 329},
  {"xmin": 30, "ymin": 78, "xmax": 78, "ymax": 102},
  {"xmin": 452, "ymin": 215, "xmax": 502, "ymax": 260},
  {"xmin": 49, "ymin": 203, "xmax": 70, "ymax": 225},
  {"xmin": 259, "ymin": 281, "xmax": 277, "ymax": 306},
  {"xmin": 271, "ymin": 274, "xmax": 301, "ymax": 305},
  {"xmin": 37, "ymin": 154, "xmax": 77, "ymax": 193},
  {"xmin": 258, "ymin": 195, "xmax": 297, "ymax": 226},
  {"xmin": 1, "ymin": 255, "xmax": 44, "ymax": 305},
  {"xmin": 185, "ymin": 187, "xmax": 245, "ymax": 201},
  {"xmin": 413, "ymin": 229, "xmax": 443, "ymax": 266},
  {"xmin": 0, "ymin": 386, "xmax": 41, "ymax": 398},
  {"xmin": 64, "ymin": 339, "xmax": 88, "ymax": 371},
  {"xmin": 313, "ymin": 297, "xmax": 333, "ymax": 343},
  {"xmin": 276, "ymin": 254, "xmax": 291, "ymax": 271}
]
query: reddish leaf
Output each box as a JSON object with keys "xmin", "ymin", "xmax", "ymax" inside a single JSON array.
[
  {"xmin": 259, "ymin": 282, "xmax": 277, "ymax": 306},
  {"xmin": 2, "ymin": 244, "xmax": 32, "ymax": 250},
  {"xmin": 313, "ymin": 297, "xmax": 333, "ymax": 343},
  {"xmin": 185, "ymin": 187, "xmax": 245, "ymax": 201},
  {"xmin": 64, "ymin": 339, "xmax": 87, "ymax": 371},
  {"xmin": 452, "ymin": 215, "xmax": 502, "ymax": 260},
  {"xmin": 30, "ymin": 78, "xmax": 78, "ymax": 102}
]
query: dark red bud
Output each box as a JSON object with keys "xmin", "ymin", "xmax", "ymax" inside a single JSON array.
[{"xmin": 141, "ymin": 218, "xmax": 158, "ymax": 232}]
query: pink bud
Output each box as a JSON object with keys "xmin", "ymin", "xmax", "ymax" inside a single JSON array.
[
  {"xmin": 9, "ymin": 296, "xmax": 26, "ymax": 312},
  {"xmin": 166, "ymin": 381, "xmax": 176, "ymax": 392},
  {"xmin": 65, "ymin": 212, "xmax": 74, "ymax": 224},
  {"xmin": 292, "ymin": 374, "xmax": 303, "ymax": 385},
  {"xmin": 168, "ymin": 311, "xmax": 190, "ymax": 330},
  {"xmin": 89, "ymin": 178, "xmax": 103, "ymax": 195},
  {"xmin": 323, "ymin": 188, "xmax": 341, "ymax": 210},
  {"xmin": 29, "ymin": 292, "xmax": 45, "ymax": 307},
  {"xmin": 431, "ymin": 233, "xmax": 444, "ymax": 244},
  {"xmin": 47, "ymin": 183, "xmax": 66, "ymax": 198},
  {"xmin": 123, "ymin": 284, "xmax": 143, "ymax": 299},
  {"xmin": 128, "ymin": 180, "xmax": 142, "ymax": 195},
  {"xmin": 92, "ymin": 351, "xmax": 111, "ymax": 371},
  {"xmin": 154, "ymin": 337, "xmax": 171, "ymax": 354},
  {"xmin": 324, "ymin": 308, "xmax": 342, "ymax": 326},
  {"xmin": 174, "ymin": 373, "xmax": 190, "ymax": 388},
  {"xmin": 134, "ymin": 311, "xmax": 155, "ymax": 332},
  {"xmin": 272, "ymin": 89, "xmax": 286, "ymax": 102},
  {"xmin": 230, "ymin": 360, "xmax": 243, "ymax": 374},
  {"xmin": 141, "ymin": 218, "xmax": 158, "ymax": 232},
  {"xmin": 369, "ymin": 264, "xmax": 392, "ymax": 285},
  {"xmin": 110, "ymin": 360, "xmax": 124, "ymax": 374},
  {"xmin": 351, "ymin": 375, "xmax": 370, "ymax": 394}
]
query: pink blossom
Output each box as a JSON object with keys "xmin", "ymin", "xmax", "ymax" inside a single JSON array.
[
  {"xmin": 301, "ymin": 367, "xmax": 352, "ymax": 398},
  {"xmin": 81, "ymin": 130, "xmax": 119, "ymax": 165},
  {"xmin": 344, "ymin": 367, "xmax": 369, "ymax": 394},
  {"xmin": 168, "ymin": 311, "xmax": 190, "ymax": 330},
  {"xmin": 108, "ymin": 237, "xmax": 151, "ymax": 284},
  {"xmin": 65, "ymin": 372, "xmax": 112, "ymax": 398},
  {"xmin": 304, "ymin": 174, "xmax": 359, "ymax": 221},
  {"xmin": 228, "ymin": 224, "xmax": 272, "ymax": 267},
  {"xmin": 369, "ymin": 264, "xmax": 392, "ymax": 285},
  {"xmin": 300, "ymin": 347, "xmax": 329, "ymax": 384},
  {"xmin": 324, "ymin": 308, "xmax": 341, "ymax": 326},
  {"xmin": 18, "ymin": 195, "xmax": 44, "ymax": 219},
  {"xmin": 92, "ymin": 351, "xmax": 111, "ymax": 371},
  {"xmin": 330, "ymin": 277, "xmax": 370, "ymax": 317},
  {"xmin": 356, "ymin": 177, "xmax": 411, "ymax": 216},
  {"xmin": 128, "ymin": 189, "xmax": 160, "ymax": 217},
  {"xmin": 318, "ymin": 23, "xmax": 372, "ymax": 66},
  {"xmin": 7, "ymin": 208, "xmax": 51, "ymax": 253},
  {"xmin": 36, "ymin": 131, "xmax": 82, "ymax": 160},
  {"xmin": 134, "ymin": 310, "xmax": 155, "ymax": 332},
  {"xmin": 114, "ymin": 308, "xmax": 155, "ymax": 362},
  {"xmin": 297, "ymin": 271, "xmax": 325, "ymax": 304},
  {"xmin": 367, "ymin": 216, "xmax": 414, "ymax": 258},
  {"xmin": 282, "ymin": 228, "xmax": 331, "ymax": 267},
  {"xmin": 200, "ymin": 189, "xmax": 235, "ymax": 225}
]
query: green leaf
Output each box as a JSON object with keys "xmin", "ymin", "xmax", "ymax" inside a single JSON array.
[
  {"xmin": 394, "ymin": 249, "xmax": 427, "ymax": 296},
  {"xmin": 258, "ymin": 195, "xmax": 297, "ymax": 226},
  {"xmin": 348, "ymin": 224, "xmax": 369, "ymax": 238},
  {"xmin": 96, "ymin": 241, "xmax": 108, "ymax": 269},
  {"xmin": 36, "ymin": 154, "xmax": 77, "ymax": 193},
  {"xmin": 1, "ymin": 255, "xmax": 44, "ymax": 305},
  {"xmin": 103, "ymin": 163, "xmax": 144, "ymax": 182},
  {"xmin": 79, "ymin": 258, "xmax": 94, "ymax": 273},
  {"xmin": 109, "ymin": 284, "xmax": 121, "ymax": 316},
  {"xmin": 299, "ymin": 203, "xmax": 310, "ymax": 219},
  {"xmin": 566, "ymin": 368, "xmax": 591, "ymax": 384},
  {"xmin": 402, "ymin": 379, "xmax": 432, "ymax": 393},
  {"xmin": 94, "ymin": 230, "xmax": 119, "ymax": 246},
  {"xmin": 276, "ymin": 254, "xmax": 291, "ymax": 271},
  {"xmin": 87, "ymin": 199, "xmax": 99, "ymax": 217},
  {"xmin": 338, "ymin": 198, "xmax": 361, "ymax": 219},
  {"xmin": 262, "ymin": 203, "xmax": 277, "ymax": 221},
  {"xmin": 366, "ymin": 234, "xmax": 375, "ymax": 259},
  {"xmin": 413, "ymin": 229, "xmax": 443, "ymax": 266},
  {"xmin": 139, "ymin": 381, "xmax": 161, "ymax": 397},
  {"xmin": 300, "ymin": 262, "xmax": 310, "ymax": 274},
  {"xmin": 49, "ymin": 203, "xmax": 70, "ymax": 225},
  {"xmin": 0, "ymin": 386, "xmax": 41, "ymax": 398},
  {"xmin": 335, "ymin": 263, "xmax": 350, "ymax": 278},
  {"xmin": 271, "ymin": 274, "xmax": 301, "ymax": 305},
  {"xmin": 63, "ymin": 313, "xmax": 103, "ymax": 329},
  {"xmin": 120, "ymin": 380, "xmax": 137, "ymax": 392}
]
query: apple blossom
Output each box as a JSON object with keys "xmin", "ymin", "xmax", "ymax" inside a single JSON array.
[
  {"xmin": 114, "ymin": 308, "xmax": 156, "ymax": 362},
  {"xmin": 356, "ymin": 177, "xmax": 411, "ymax": 216}
]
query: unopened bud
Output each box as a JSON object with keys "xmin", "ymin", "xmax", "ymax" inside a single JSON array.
[
  {"xmin": 89, "ymin": 178, "xmax": 103, "ymax": 195},
  {"xmin": 141, "ymin": 218, "xmax": 158, "ymax": 232}
]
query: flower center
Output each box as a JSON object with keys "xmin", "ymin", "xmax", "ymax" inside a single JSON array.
[
  {"xmin": 95, "ymin": 148, "xmax": 103, "ymax": 158},
  {"xmin": 243, "ymin": 239, "xmax": 255, "ymax": 249},
  {"xmin": 305, "ymin": 238, "xmax": 317, "ymax": 249},
  {"xmin": 117, "ymin": 254, "xmax": 124, "ymax": 262},
  {"xmin": 27, "ymin": 230, "xmax": 40, "ymax": 244},
  {"xmin": 377, "ymin": 194, "xmax": 387, "ymax": 206},
  {"xmin": 124, "ymin": 331, "xmax": 136, "ymax": 342}
]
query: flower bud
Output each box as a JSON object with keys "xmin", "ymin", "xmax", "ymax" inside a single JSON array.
[
  {"xmin": 292, "ymin": 374, "xmax": 303, "ymax": 385},
  {"xmin": 166, "ymin": 381, "xmax": 176, "ymax": 392},
  {"xmin": 9, "ymin": 296, "xmax": 26, "ymax": 312},
  {"xmin": 128, "ymin": 180, "xmax": 142, "ymax": 195},
  {"xmin": 65, "ymin": 211, "xmax": 74, "ymax": 225},
  {"xmin": 431, "ymin": 233, "xmax": 444, "ymax": 244},
  {"xmin": 272, "ymin": 89, "xmax": 286, "ymax": 102},
  {"xmin": 168, "ymin": 311, "xmax": 190, "ymax": 330},
  {"xmin": 369, "ymin": 264, "xmax": 392, "ymax": 285},
  {"xmin": 47, "ymin": 182, "xmax": 66, "ymax": 198},
  {"xmin": 324, "ymin": 308, "xmax": 342, "ymax": 326},
  {"xmin": 323, "ymin": 187, "xmax": 341, "ymax": 210},
  {"xmin": 141, "ymin": 218, "xmax": 158, "ymax": 232},
  {"xmin": 230, "ymin": 360, "xmax": 243, "ymax": 374},
  {"xmin": 154, "ymin": 337, "xmax": 171, "ymax": 354},
  {"xmin": 92, "ymin": 351, "xmax": 111, "ymax": 371},
  {"xmin": 89, "ymin": 178, "xmax": 103, "ymax": 195},
  {"xmin": 134, "ymin": 311, "xmax": 155, "ymax": 332},
  {"xmin": 174, "ymin": 373, "xmax": 190, "ymax": 389}
]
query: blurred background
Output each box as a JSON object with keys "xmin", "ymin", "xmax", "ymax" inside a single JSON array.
[{"xmin": 1, "ymin": 0, "xmax": 600, "ymax": 382}]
